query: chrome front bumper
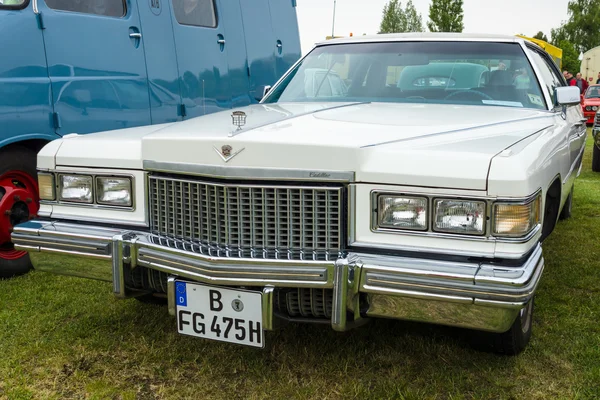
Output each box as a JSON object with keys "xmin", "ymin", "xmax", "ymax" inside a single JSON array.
[{"xmin": 13, "ymin": 220, "xmax": 545, "ymax": 334}]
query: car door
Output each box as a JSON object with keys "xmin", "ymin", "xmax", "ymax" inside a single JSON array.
[
  {"xmin": 38, "ymin": 0, "xmax": 151, "ymax": 135},
  {"xmin": 170, "ymin": 0, "xmax": 230, "ymax": 119},
  {"xmin": 267, "ymin": 0, "xmax": 301, "ymax": 78},
  {"xmin": 527, "ymin": 47, "xmax": 582, "ymax": 184},
  {"xmin": 136, "ymin": 0, "xmax": 182, "ymax": 124}
]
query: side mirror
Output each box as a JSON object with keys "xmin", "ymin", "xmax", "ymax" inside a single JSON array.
[
  {"xmin": 254, "ymin": 85, "xmax": 271, "ymax": 102},
  {"xmin": 556, "ymin": 86, "xmax": 581, "ymax": 105}
]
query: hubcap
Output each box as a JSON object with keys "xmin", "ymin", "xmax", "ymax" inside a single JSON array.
[{"xmin": 0, "ymin": 171, "xmax": 39, "ymax": 260}]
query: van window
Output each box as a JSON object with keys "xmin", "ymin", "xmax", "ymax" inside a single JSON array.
[
  {"xmin": 172, "ymin": 0, "xmax": 217, "ymax": 27},
  {"xmin": 0, "ymin": 0, "xmax": 26, "ymax": 7},
  {"xmin": 44, "ymin": 0, "xmax": 126, "ymax": 17}
]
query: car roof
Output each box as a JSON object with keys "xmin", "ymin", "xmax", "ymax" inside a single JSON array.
[{"xmin": 316, "ymin": 32, "xmax": 522, "ymax": 47}]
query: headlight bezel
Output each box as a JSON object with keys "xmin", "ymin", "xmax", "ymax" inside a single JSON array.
[
  {"xmin": 372, "ymin": 193, "xmax": 429, "ymax": 232},
  {"xmin": 95, "ymin": 176, "xmax": 133, "ymax": 207},
  {"xmin": 371, "ymin": 189, "xmax": 542, "ymax": 241},
  {"xmin": 58, "ymin": 174, "xmax": 94, "ymax": 204},
  {"xmin": 40, "ymin": 171, "xmax": 135, "ymax": 210}
]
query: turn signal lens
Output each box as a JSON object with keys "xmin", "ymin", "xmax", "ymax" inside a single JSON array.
[
  {"xmin": 377, "ymin": 195, "xmax": 428, "ymax": 231},
  {"xmin": 493, "ymin": 196, "xmax": 541, "ymax": 237},
  {"xmin": 38, "ymin": 173, "xmax": 55, "ymax": 201}
]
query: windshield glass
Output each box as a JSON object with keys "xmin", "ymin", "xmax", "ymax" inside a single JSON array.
[
  {"xmin": 264, "ymin": 41, "xmax": 547, "ymax": 110},
  {"xmin": 585, "ymin": 86, "xmax": 600, "ymax": 99}
]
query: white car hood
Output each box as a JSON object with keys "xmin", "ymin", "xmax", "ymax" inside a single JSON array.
[{"xmin": 54, "ymin": 102, "xmax": 554, "ymax": 190}]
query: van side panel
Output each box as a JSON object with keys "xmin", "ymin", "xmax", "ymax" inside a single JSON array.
[
  {"xmin": 239, "ymin": 0, "xmax": 277, "ymax": 100},
  {"xmin": 0, "ymin": 3, "xmax": 56, "ymax": 146},
  {"xmin": 268, "ymin": 0, "xmax": 302, "ymax": 77},
  {"xmin": 217, "ymin": 0, "xmax": 251, "ymax": 109},
  {"xmin": 38, "ymin": 0, "xmax": 151, "ymax": 135},
  {"xmin": 136, "ymin": 0, "xmax": 183, "ymax": 124}
]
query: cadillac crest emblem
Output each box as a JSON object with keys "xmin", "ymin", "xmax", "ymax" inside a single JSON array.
[
  {"xmin": 221, "ymin": 145, "xmax": 232, "ymax": 157},
  {"xmin": 231, "ymin": 111, "xmax": 247, "ymax": 130}
]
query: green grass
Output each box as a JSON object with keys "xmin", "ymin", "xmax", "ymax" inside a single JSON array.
[{"xmin": 1, "ymin": 134, "xmax": 600, "ymax": 400}]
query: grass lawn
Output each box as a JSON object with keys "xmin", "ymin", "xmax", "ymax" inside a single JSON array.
[{"xmin": 1, "ymin": 134, "xmax": 599, "ymax": 400}]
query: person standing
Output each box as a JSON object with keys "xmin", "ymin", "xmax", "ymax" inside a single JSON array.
[
  {"xmin": 565, "ymin": 71, "xmax": 576, "ymax": 86},
  {"xmin": 570, "ymin": 72, "xmax": 589, "ymax": 94},
  {"xmin": 596, "ymin": 72, "xmax": 600, "ymax": 84}
]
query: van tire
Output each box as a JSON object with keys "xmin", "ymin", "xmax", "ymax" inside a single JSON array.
[
  {"xmin": 593, "ymin": 144, "xmax": 600, "ymax": 172},
  {"xmin": 0, "ymin": 146, "xmax": 38, "ymax": 278}
]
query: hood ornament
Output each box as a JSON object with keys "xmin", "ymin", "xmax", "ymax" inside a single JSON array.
[
  {"xmin": 213, "ymin": 145, "xmax": 245, "ymax": 163},
  {"xmin": 231, "ymin": 111, "xmax": 247, "ymax": 131}
]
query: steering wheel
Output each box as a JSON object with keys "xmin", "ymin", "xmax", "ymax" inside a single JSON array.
[{"xmin": 444, "ymin": 90, "xmax": 494, "ymax": 101}]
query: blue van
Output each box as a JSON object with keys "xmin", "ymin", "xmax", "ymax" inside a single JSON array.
[{"xmin": 0, "ymin": 0, "xmax": 301, "ymax": 276}]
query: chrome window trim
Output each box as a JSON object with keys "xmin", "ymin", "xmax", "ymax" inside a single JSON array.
[
  {"xmin": 40, "ymin": 171, "xmax": 137, "ymax": 211},
  {"xmin": 143, "ymin": 160, "xmax": 355, "ymax": 183}
]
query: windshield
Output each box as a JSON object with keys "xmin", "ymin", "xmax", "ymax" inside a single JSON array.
[
  {"xmin": 585, "ymin": 86, "xmax": 600, "ymax": 99},
  {"xmin": 264, "ymin": 41, "xmax": 547, "ymax": 110}
]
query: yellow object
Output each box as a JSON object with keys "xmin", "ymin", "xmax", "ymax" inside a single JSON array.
[
  {"xmin": 37, "ymin": 173, "xmax": 55, "ymax": 201},
  {"xmin": 517, "ymin": 35, "xmax": 563, "ymax": 69}
]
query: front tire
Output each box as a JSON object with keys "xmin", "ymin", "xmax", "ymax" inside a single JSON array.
[
  {"xmin": 0, "ymin": 146, "xmax": 39, "ymax": 278},
  {"xmin": 472, "ymin": 298, "xmax": 534, "ymax": 355},
  {"xmin": 593, "ymin": 144, "xmax": 600, "ymax": 172}
]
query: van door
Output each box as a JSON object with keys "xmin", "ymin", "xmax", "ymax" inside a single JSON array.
[
  {"xmin": 37, "ymin": 0, "xmax": 151, "ymax": 135},
  {"xmin": 136, "ymin": 0, "xmax": 182, "ymax": 124},
  {"xmin": 216, "ymin": 0, "xmax": 250, "ymax": 108},
  {"xmin": 0, "ymin": 0, "xmax": 54, "ymax": 143},
  {"xmin": 238, "ymin": 0, "xmax": 276, "ymax": 101},
  {"xmin": 267, "ymin": 0, "xmax": 302, "ymax": 77},
  {"xmin": 170, "ymin": 0, "xmax": 230, "ymax": 118}
]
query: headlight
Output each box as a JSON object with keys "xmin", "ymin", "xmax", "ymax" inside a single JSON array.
[
  {"xmin": 433, "ymin": 199, "xmax": 486, "ymax": 235},
  {"xmin": 376, "ymin": 195, "xmax": 428, "ymax": 231},
  {"xmin": 96, "ymin": 176, "xmax": 132, "ymax": 207},
  {"xmin": 59, "ymin": 174, "xmax": 93, "ymax": 203},
  {"xmin": 493, "ymin": 195, "xmax": 541, "ymax": 237},
  {"xmin": 593, "ymin": 106, "xmax": 599, "ymax": 111},
  {"xmin": 586, "ymin": 106, "xmax": 592, "ymax": 111},
  {"xmin": 38, "ymin": 173, "xmax": 55, "ymax": 201}
]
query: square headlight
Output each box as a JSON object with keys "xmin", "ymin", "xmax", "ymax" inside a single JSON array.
[
  {"xmin": 376, "ymin": 195, "xmax": 428, "ymax": 231},
  {"xmin": 433, "ymin": 199, "xmax": 486, "ymax": 235},
  {"xmin": 59, "ymin": 174, "xmax": 93, "ymax": 203},
  {"xmin": 96, "ymin": 176, "xmax": 132, "ymax": 207},
  {"xmin": 493, "ymin": 195, "xmax": 541, "ymax": 237}
]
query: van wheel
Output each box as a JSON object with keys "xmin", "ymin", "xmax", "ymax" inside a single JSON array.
[
  {"xmin": 559, "ymin": 186, "xmax": 573, "ymax": 220},
  {"xmin": 472, "ymin": 298, "xmax": 534, "ymax": 355},
  {"xmin": 0, "ymin": 146, "xmax": 39, "ymax": 278},
  {"xmin": 593, "ymin": 144, "xmax": 600, "ymax": 172}
]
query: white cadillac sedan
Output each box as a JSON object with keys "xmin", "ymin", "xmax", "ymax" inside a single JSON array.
[{"xmin": 13, "ymin": 33, "xmax": 587, "ymax": 355}]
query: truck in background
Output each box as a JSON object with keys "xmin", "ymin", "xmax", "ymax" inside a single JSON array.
[
  {"xmin": 517, "ymin": 35, "xmax": 563, "ymax": 69},
  {"xmin": 0, "ymin": 0, "xmax": 301, "ymax": 277}
]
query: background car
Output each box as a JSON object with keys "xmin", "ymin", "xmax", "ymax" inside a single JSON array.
[{"xmin": 581, "ymin": 84, "xmax": 600, "ymax": 124}]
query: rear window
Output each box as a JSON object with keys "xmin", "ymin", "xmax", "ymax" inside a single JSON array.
[
  {"xmin": 44, "ymin": 0, "xmax": 126, "ymax": 17},
  {"xmin": 172, "ymin": 0, "xmax": 217, "ymax": 27}
]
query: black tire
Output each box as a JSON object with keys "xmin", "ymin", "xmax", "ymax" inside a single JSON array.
[
  {"xmin": 593, "ymin": 144, "xmax": 600, "ymax": 172},
  {"xmin": 134, "ymin": 293, "xmax": 168, "ymax": 305},
  {"xmin": 472, "ymin": 298, "xmax": 534, "ymax": 355},
  {"xmin": 0, "ymin": 145, "xmax": 38, "ymax": 278},
  {"xmin": 559, "ymin": 185, "xmax": 573, "ymax": 220}
]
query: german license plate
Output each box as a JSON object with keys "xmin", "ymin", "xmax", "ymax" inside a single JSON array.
[{"xmin": 175, "ymin": 281, "xmax": 264, "ymax": 348}]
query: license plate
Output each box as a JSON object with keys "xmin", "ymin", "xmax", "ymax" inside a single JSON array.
[{"xmin": 175, "ymin": 281, "xmax": 264, "ymax": 348}]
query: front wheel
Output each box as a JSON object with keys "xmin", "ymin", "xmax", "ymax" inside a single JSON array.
[
  {"xmin": 472, "ymin": 298, "xmax": 534, "ymax": 355},
  {"xmin": 0, "ymin": 146, "xmax": 39, "ymax": 278},
  {"xmin": 593, "ymin": 143, "xmax": 600, "ymax": 172}
]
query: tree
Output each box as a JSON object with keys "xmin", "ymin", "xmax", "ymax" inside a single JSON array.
[
  {"xmin": 427, "ymin": 0, "xmax": 464, "ymax": 33},
  {"xmin": 533, "ymin": 31, "xmax": 549, "ymax": 42},
  {"xmin": 550, "ymin": 0, "xmax": 600, "ymax": 53},
  {"xmin": 558, "ymin": 40, "xmax": 580, "ymax": 74},
  {"xmin": 379, "ymin": 0, "xmax": 424, "ymax": 33}
]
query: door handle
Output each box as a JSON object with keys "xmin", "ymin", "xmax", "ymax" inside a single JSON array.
[
  {"xmin": 217, "ymin": 39, "xmax": 226, "ymax": 45},
  {"xmin": 130, "ymin": 32, "xmax": 142, "ymax": 39}
]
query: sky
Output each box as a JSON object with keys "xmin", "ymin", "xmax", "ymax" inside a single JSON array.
[{"xmin": 296, "ymin": 0, "xmax": 572, "ymax": 55}]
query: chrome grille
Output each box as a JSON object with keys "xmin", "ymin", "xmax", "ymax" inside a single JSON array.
[{"xmin": 149, "ymin": 175, "xmax": 344, "ymax": 261}]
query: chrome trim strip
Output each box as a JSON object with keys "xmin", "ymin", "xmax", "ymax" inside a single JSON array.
[
  {"xmin": 143, "ymin": 161, "xmax": 355, "ymax": 182},
  {"xmin": 167, "ymin": 277, "xmax": 176, "ymax": 316},
  {"xmin": 262, "ymin": 286, "xmax": 275, "ymax": 331},
  {"xmin": 331, "ymin": 259, "xmax": 349, "ymax": 331},
  {"xmin": 32, "ymin": 0, "xmax": 39, "ymax": 13},
  {"xmin": 49, "ymin": 213, "xmax": 148, "ymax": 227}
]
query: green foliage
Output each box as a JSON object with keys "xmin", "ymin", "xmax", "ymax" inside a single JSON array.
[
  {"xmin": 559, "ymin": 39, "xmax": 581, "ymax": 74},
  {"xmin": 427, "ymin": 0, "xmax": 464, "ymax": 33},
  {"xmin": 379, "ymin": 0, "xmax": 424, "ymax": 33},
  {"xmin": 550, "ymin": 0, "xmax": 600, "ymax": 53},
  {"xmin": 533, "ymin": 31, "xmax": 549, "ymax": 42}
]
